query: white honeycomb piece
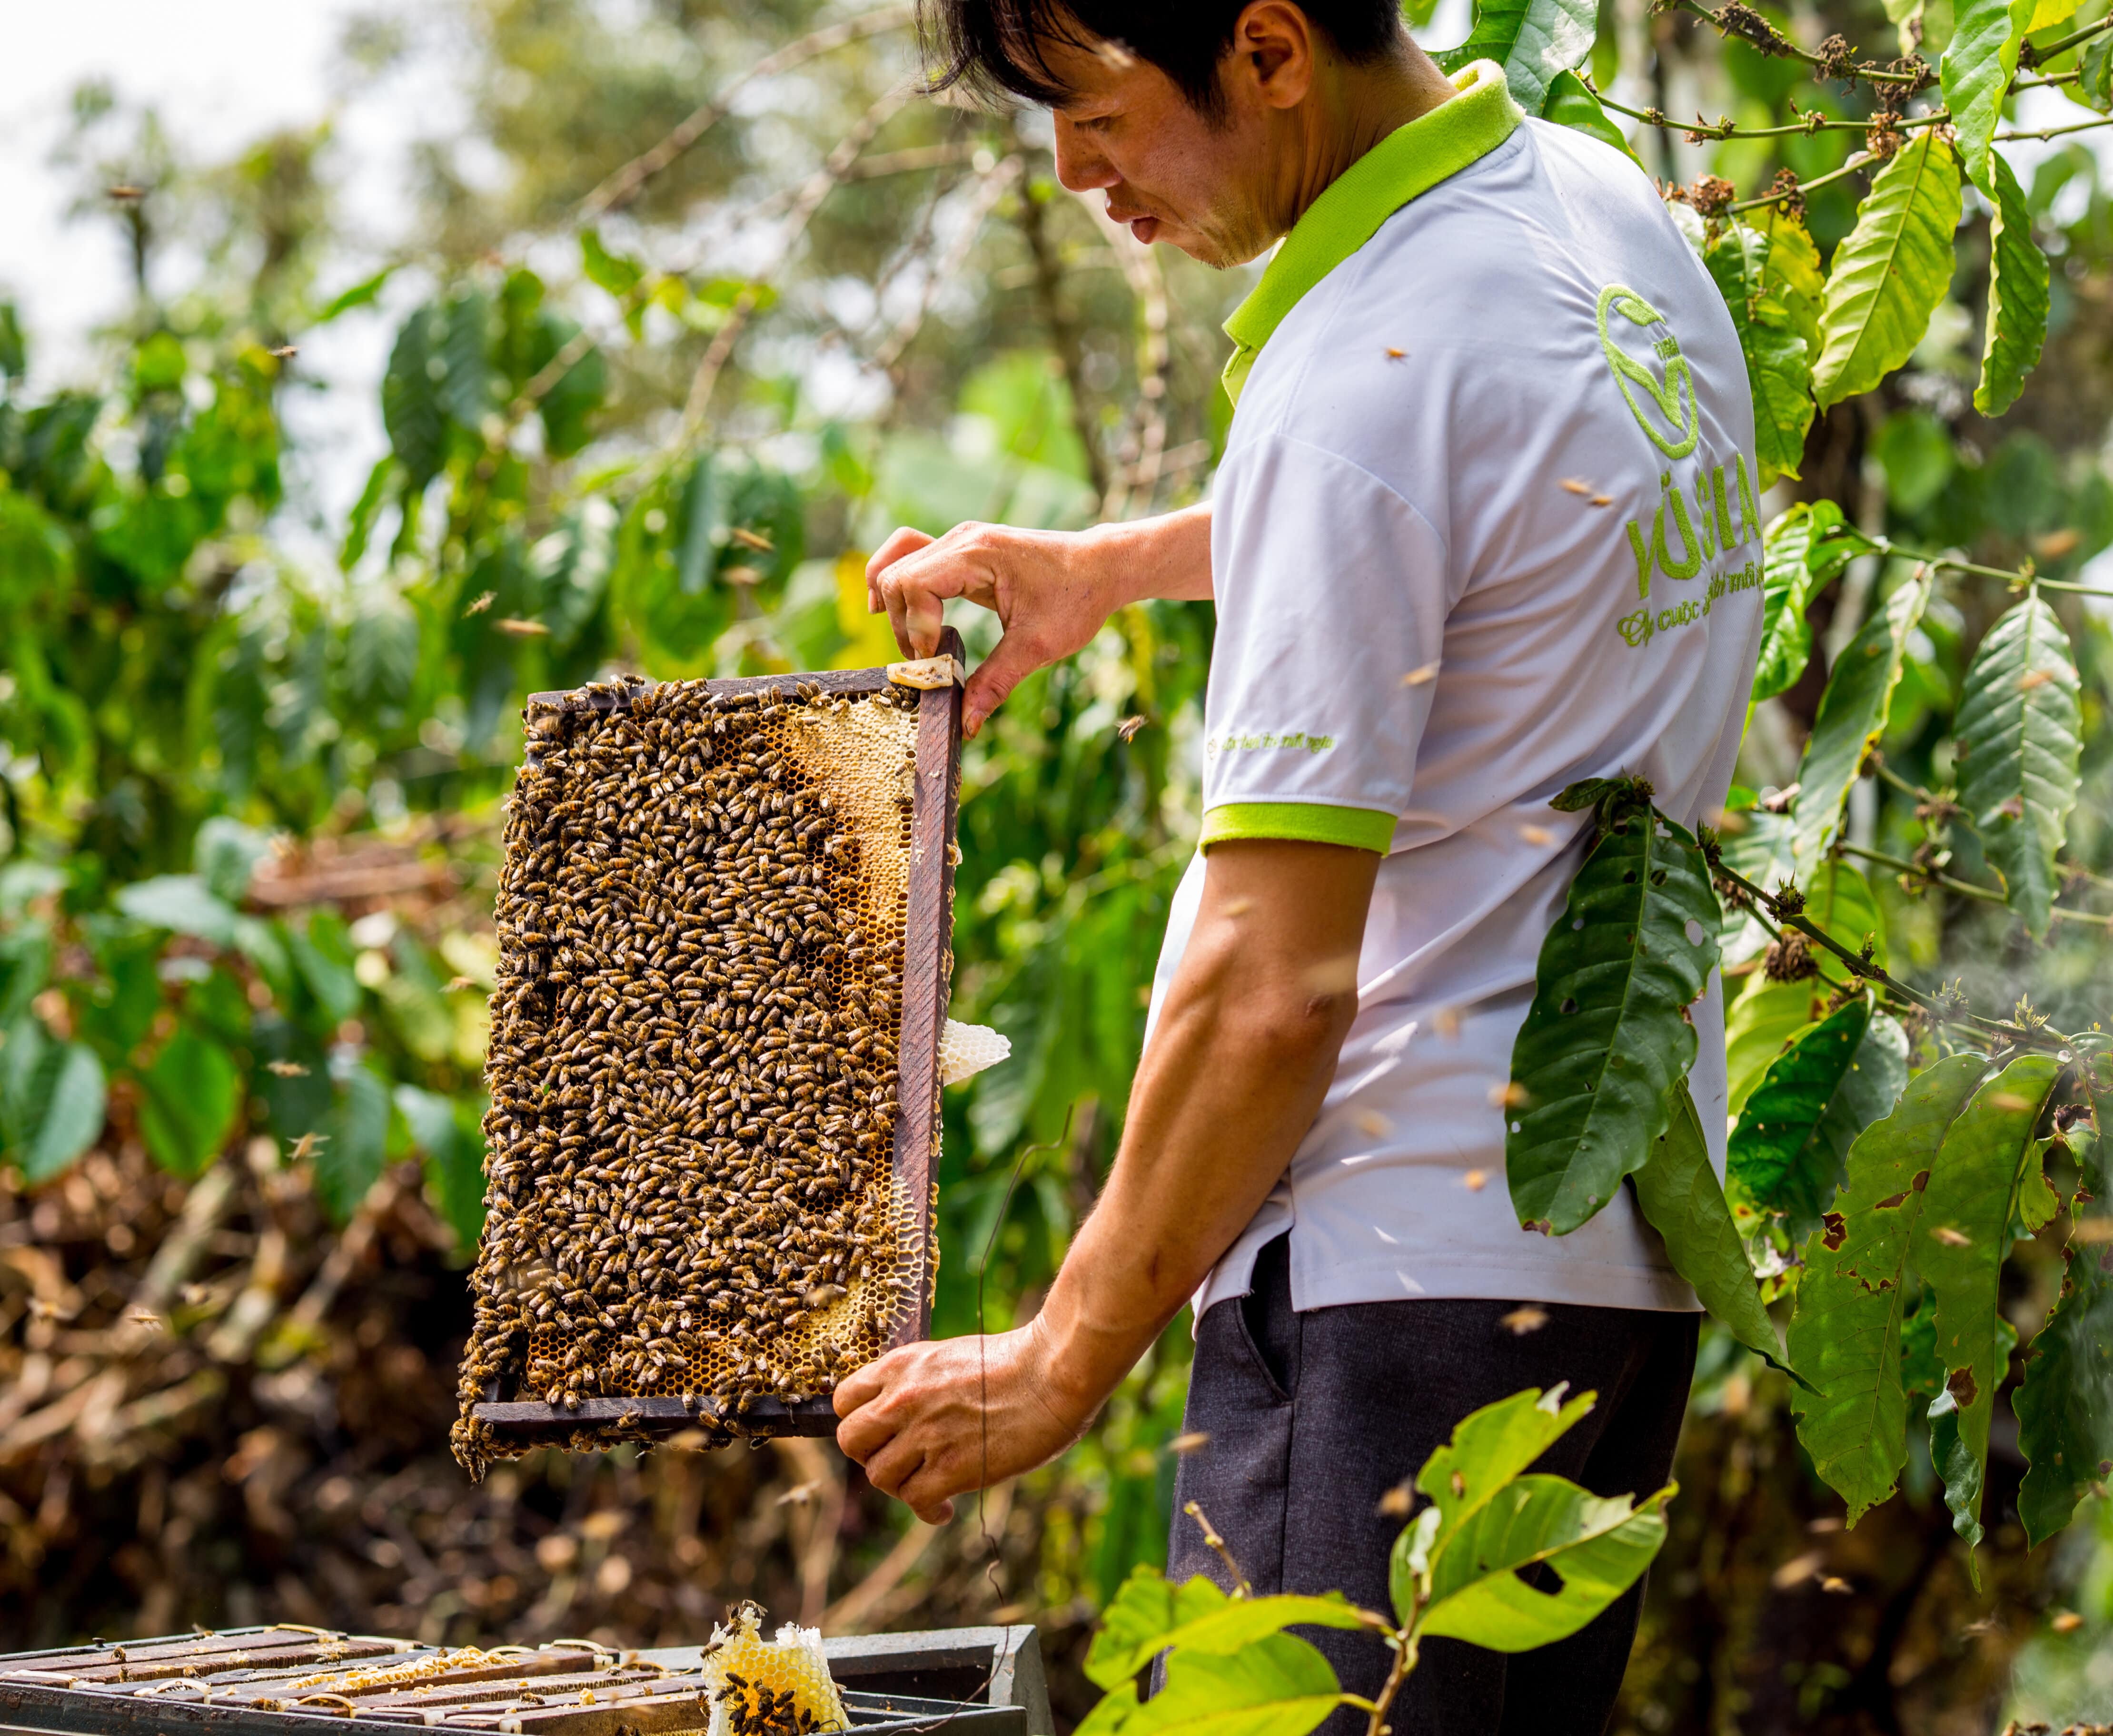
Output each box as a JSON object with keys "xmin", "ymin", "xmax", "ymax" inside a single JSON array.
[
  {"xmin": 703, "ymin": 1605, "xmax": 848, "ymax": 1735},
  {"xmin": 940, "ymin": 1018, "xmax": 1011, "ymax": 1086}
]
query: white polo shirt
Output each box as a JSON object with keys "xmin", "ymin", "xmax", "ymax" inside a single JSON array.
[{"xmin": 1150, "ymin": 62, "xmax": 1762, "ymax": 1317}]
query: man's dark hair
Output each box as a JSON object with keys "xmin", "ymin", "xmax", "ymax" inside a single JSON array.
[{"xmin": 922, "ymin": 1, "xmax": 1408, "ymax": 117}]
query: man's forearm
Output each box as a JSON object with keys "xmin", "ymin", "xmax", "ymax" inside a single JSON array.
[
  {"xmin": 1032, "ymin": 839, "xmax": 1376, "ymax": 1414},
  {"xmin": 1085, "ymin": 501, "xmax": 1214, "ymax": 608}
]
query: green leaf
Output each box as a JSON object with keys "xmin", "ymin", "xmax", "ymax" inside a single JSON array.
[
  {"xmin": 1813, "ymin": 133, "xmax": 1965, "ymax": 411},
  {"xmin": 1157, "ymin": 1596, "xmax": 1373, "ymax": 1661},
  {"xmin": 439, "ymin": 287, "xmax": 495, "ymax": 429},
  {"xmin": 1506, "ymin": 806, "xmax": 1720, "ymax": 1233},
  {"xmin": 1730, "ymin": 995, "xmax": 1910, "ymax": 1249},
  {"xmin": 382, "ymin": 304, "xmax": 447, "ymax": 489},
  {"xmin": 139, "ymin": 1023, "xmax": 243, "ymax": 1179},
  {"xmin": 338, "ymin": 455, "xmax": 398, "ymax": 573},
  {"xmin": 115, "ymin": 875, "xmax": 240, "ymax": 948},
  {"xmin": 1123, "ymin": 1632, "xmax": 1343, "ymax": 1736},
  {"xmin": 290, "ymin": 909, "xmax": 360, "ymax": 1028},
  {"xmin": 2083, "ymin": 32, "xmax": 2113, "ymax": 110},
  {"xmin": 533, "ymin": 311, "xmax": 606, "ymax": 458},
  {"xmin": 397, "ymin": 1085, "xmax": 486, "ymax": 1250},
  {"xmin": 579, "ymin": 228, "xmax": 645, "ymax": 302},
  {"xmin": 347, "ymin": 586, "xmax": 422, "ymax": 712},
  {"xmin": 1, "ymin": 1018, "xmax": 108, "ymax": 1183},
  {"xmin": 1416, "ymin": 1385, "xmax": 1600, "ymax": 1541},
  {"xmin": 1543, "ymin": 71, "xmax": 1644, "ymax": 167},
  {"xmin": 1705, "ymin": 224, "xmax": 1814, "ymax": 487},
  {"xmin": 1744, "ymin": 205, "xmax": 1826, "ymax": 355},
  {"xmin": 316, "ymin": 267, "xmax": 395, "ymax": 322},
  {"xmin": 1633, "ymin": 1079, "xmax": 1801, "ymax": 1382},
  {"xmin": 1788, "ymin": 1053, "xmax": 1987, "ymax": 1521},
  {"xmin": 316, "ymin": 1062, "xmax": 393, "ymax": 1222},
  {"xmin": 1792, "ymin": 565, "xmax": 1934, "ymax": 868},
  {"xmin": 2015, "ymin": 1235, "xmax": 2113, "ymax": 1544},
  {"xmin": 1085, "ymin": 1568, "xmax": 1233, "ymax": 1689},
  {"xmin": 1075, "ymin": 1682, "xmax": 1140, "ymax": 1736},
  {"xmin": 195, "ymin": 817, "xmax": 276, "ymax": 903},
  {"xmin": 1435, "ymin": 0, "xmax": 1597, "ymax": 114},
  {"xmin": 531, "ymin": 498, "xmax": 619, "ymax": 647},
  {"xmin": 1418, "ymin": 1475, "xmax": 1674, "ymax": 1651},
  {"xmin": 1942, "ymin": 0, "xmax": 2036, "ymax": 187},
  {"xmin": 1920, "ymin": 1054, "xmax": 2065, "ymax": 1570},
  {"xmin": 1974, "ymin": 151, "xmax": 2049, "ymax": 415},
  {"xmin": 1725, "ymin": 977, "xmax": 1823, "ymax": 1117},
  {"xmin": 1752, "ymin": 502, "xmax": 1864, "ymax": 705},
  {"xmin": 1953, "ymin": 596, "xmax": 2083, "ymax": 939}
]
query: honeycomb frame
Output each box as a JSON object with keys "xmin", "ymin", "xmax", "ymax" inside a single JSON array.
[{"xmin": 454, "ymin": 632, "xmax": 963, "ymax": 1471}]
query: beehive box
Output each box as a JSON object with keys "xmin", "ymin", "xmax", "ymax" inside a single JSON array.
[{"xmin": 452, "ymin": 635, "xmax": 964, "ymax": 1476}]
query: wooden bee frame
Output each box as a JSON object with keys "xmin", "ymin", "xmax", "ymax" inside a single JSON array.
[{"xmin": 461, "ymin": 631, "xmax": 964, "ymax": 1454}]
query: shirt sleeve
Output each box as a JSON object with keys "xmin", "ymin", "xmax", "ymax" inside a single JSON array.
[{"xmin": 1201, "ymin": 431, "xmax": 1450, "ymax": 853}]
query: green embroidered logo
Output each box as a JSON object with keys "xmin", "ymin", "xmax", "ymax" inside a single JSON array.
[{"xmin": 1597, "ymin": 285, "xmax": 1699, "ymax": 460}]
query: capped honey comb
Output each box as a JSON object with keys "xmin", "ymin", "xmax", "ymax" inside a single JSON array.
[{"xmin": 453, "ymin": 644, "xmax": 963, "ymax": 1476}]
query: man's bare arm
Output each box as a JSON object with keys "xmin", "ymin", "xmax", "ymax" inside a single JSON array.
[
  {"xmin": 866, "ymin": 502, "xmax": 1212, "ymax": 737},
  {"xmin": 833, "ymin": 837, "xmax": 1378, "ymax": 1520}
]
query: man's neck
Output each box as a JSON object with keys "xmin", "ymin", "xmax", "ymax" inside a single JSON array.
[{"xmin": 1274, "ymin": 45, "xmax": 1460, "ymax": 237}]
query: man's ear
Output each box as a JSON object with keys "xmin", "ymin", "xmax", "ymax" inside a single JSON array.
[{"xmin": 1229, "ymin": 0, "xmax": 1320, "ymax": 111}]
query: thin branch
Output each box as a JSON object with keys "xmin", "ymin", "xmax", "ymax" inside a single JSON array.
[
  {"xmin": 1730, "ymin": 151, "xmax": 1874, "ymax": 213},
  {"xmin": 2030, "ymin": 11, "xmax": 2113, "ymax": 60},
  {"xmin": 678, "ymin": 81, "xmax": 916, "ymax": 443},
  {"xmin": 576, "ymin": 4, "xmax": 916, "ymax": 222},
  {"xmin": 1600, "ymin": 92, "xmax": 1947, "ymax": 139},
  {"xmin": 1672, "ymin": 0, "xmax": 1931, "ymax": 84},
  {"xmin": 1014, "ymin": 139, "xmax": 1111, "ymax": 501},
  {"xmin": 1994, "ymin": 114, "xmax": 2113, "ymax": 142}
]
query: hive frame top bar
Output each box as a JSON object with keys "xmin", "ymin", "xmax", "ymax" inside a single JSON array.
[{"xmin": 467, "ymin": 632, "xmax": 966, "ymax": 1453}]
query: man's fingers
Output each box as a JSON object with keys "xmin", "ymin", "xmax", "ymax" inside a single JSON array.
[
  {"xmin": 865, "ymin": 527, "xmax": 933, "ymax": 613},
  {"xmin": 832, "ymin": 1355, "xmax": 889, "ymax": 1420},
  {"xmin": 961, "ymin": 629, "xmax": 1045, "ymax": 738},
  {"xmin": 861, "ymin": 1434, "xmax": 927, "ymax": 1501}
]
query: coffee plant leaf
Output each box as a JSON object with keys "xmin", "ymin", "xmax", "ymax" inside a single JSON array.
[
  {"xmin": 139, "ymin": 1021, "xmax": 242, "ymax": 1180},
  {"xmin": 2016, "ymin": 1231, "xmax": 2113, "ymax": 1544},
  {"xmin": 1705, "ymin": 224, "xmax": 1814, "ymax": 486},
  {"xmin": 1435, "ymin": 0, "xmax": 1597, "ymax": 114},
  {"xmin": 1505, "ymin": 809, "xmax": 1720, "ymax": 1234},
  {"xmin": 1752, "ymin": 501, "xmax": 1864, "ymax": 705},
  {"xmin": 1744, "ymin": 205, "xmax": 1826, "ymax": 354},
  {"xmin": 1813, "ymin": 132, "xmax": 1964, "ymax": 410},
  {"xmin": 1792, "ymin": 565, "xmax": 1934, "ymax": 868},
  {"xmin": 1943, "ymin": 0, "xmax": 2037, "ymax": 188},
  {"xmin": 1633, "ymin": 1080, "xmax": 1799, "ymax": 1381},
  {"xmin": 1543, "ymin": 70, "xmax": 1645, "ymax": 166},
  {"xmin": 381, "ymin": 303, "xmax": 447, "ymax": 490},
  {"xmin": 1954, "ymin": 595, "xmax": 2083, "ymax": 939},
  {"xmin": 1725, "ymin": 978, "xmax": 1825, "ymax": 1116},
  {"xmin": 1085, "ymin": 1567, "xmax": 1234, "ymax": 1689},
  {"xmin": 1975, "ymin": 150, "xmax": 2050, "ymax": 416},
  {"xmin": 1920, "ymin": 1054, "xmax": 2065, "ymax": 1573},
  {"xmin": 1788, "ymin": 1054, "xmax": 1988, "ymax": 1521}
]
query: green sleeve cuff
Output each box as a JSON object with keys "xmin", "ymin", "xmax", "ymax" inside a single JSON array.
[{"xmin": 1200, "ymin": 802, "xmax": 1397, "ymax": 854}]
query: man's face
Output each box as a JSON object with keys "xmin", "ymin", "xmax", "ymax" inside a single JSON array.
[{"xmin": 1037, "ymin": 33, "xmax": 1292, "ymax": 269}]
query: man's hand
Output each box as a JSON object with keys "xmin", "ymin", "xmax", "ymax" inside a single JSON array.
[
  {"xmin": 865, "ymin": 503, "xmax": 1211, "ymax": 738},
  {"xmin": 833, "ymin": 1317, "xmax": 1094, "ymax": 1523}
]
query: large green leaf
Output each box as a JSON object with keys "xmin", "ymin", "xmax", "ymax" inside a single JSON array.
[
  {"xmin": 1725, "ymin": 977, "xmax": 1824, "ymax": 1116},
  {"xmin": 0, "ymin": 1015, "xmax": 109, "ymax": 1184},
  {"xmin": 382, "ymin": 304, "xmax": 447, "ymax": 489},
  {"xmin": 1813, "ymin": 133, "xmax": 1964, "ymax": 411},
  {"xmin": 1729, "ymin": 995, "xmax": 1910, "ymax": 1248},
  {"xmin": 1974, "ymin": 150, "xmax": 2050, "ymax": 416},
  {"xmin": 1633, "ymin": 1080, "xmax": 1798, "ymax": 1380},
  {"xmin": 1087, "ymin": 1570, "xmax": 1241, "ymax": 1688},
  {"xmin": 316, "ymin": 1062, "xmax": 394, "ymax": 1222},
  {"xmin": 114, "ymin": 874, "xmax": 240, "ymax": 948},
  {"xmin": 1792, "ymin": 566, "xmax": 1934, "ymax": 867},
  {"xmin": 1752, "ymin": 502, "xmax": 1865, "ymax": 705},
  {"xmin": 1506, "ymin": 793, "xmax": 1721, "ymax": 1234},
  {"xmin": 1920, "ymin": 1054, "xmax": 2064, "ymax": 1570},
  {"xmin": 2017, "ymin": 1233, "xmax": 2113, "ymax": 1545},
  {"xmin": 1123, "ymin": 1632, "xmax": 1343, "ymax": 1736},
  {"xmin": 1953, "ymin": 596, "xmax": 2083, "ymax": 939},
  {"xmin": 1435, "ymin": 0, "xmax": 1597, "ymax": 113},
  {"xmin": 1744, "ymin": 205, "xmax": 1825, "ymax": 355},
  {"xmin": 397, "ymin": 1085, "xmax": 487, "ymax": 1250},
  {"xmin": 1543, "ymin": 70, "xmax": 1644, "ymax": 166},
  {"xmin": 1705, "ymin": 225, "xmax": 1814, "ymax": 486},
  {"xmin": 1942, "ymin": 0, "xmax": 2036, "ymax": 187},
  {"xmin": 1788, "ymin": 1054, "xmax": 1987, "ymax": 1521},
  {"xmin": 139, "ymin": 1022, "xmax": 243, "ymax": 1179}
]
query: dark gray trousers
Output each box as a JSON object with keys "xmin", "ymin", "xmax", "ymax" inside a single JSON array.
[{"xmin": 1166, "ymin": 1233, "xmax": 1697, "ymax": 1736}]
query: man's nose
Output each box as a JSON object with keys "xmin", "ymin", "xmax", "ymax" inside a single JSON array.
[{"xmin": 1052, "ymin": 120, "xmax": 1116, "ymax": 193}]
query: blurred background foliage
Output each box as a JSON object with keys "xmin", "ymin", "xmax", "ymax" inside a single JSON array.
[{"xmin": 1, "ymin": 0, "xmax": 2113, "ymax": 1729}]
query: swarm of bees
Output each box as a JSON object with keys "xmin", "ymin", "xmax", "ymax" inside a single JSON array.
[{"xmin": 452, "ymin": 673, "xmax": 933, "ymax": 1477}]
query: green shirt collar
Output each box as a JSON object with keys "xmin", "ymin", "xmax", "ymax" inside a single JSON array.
[{"xmin": 1221, "ymin": 59, "xmax": 1523, "ymax": 405}]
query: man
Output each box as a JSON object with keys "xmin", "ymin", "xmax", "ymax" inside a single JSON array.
[{"xmin": 834, "ymin": 2, "xmax": 1760, "ymax": 1728}]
